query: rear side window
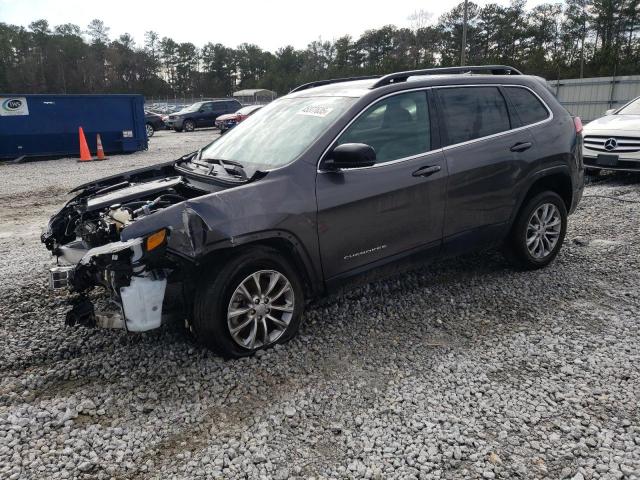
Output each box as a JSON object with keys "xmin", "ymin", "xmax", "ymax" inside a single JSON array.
[
  {"xmin": 338, "ymin": 91, "xmax": 430, "ymax": 164},
  {"xmin": 437, "ymin": 87, "xmax": 510, "ymax": 146},
  {"xmin": 504, "ymin": 87, "xmax": 549, "ymax": 126}
]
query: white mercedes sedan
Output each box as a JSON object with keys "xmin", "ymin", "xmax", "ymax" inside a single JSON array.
[{"xmin": 583, "ymin": 96, "xmax": 640, "ymax": 174}]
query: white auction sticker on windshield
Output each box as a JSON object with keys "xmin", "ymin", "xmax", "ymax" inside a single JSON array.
[{"xmin": 298, "ymin": 105, "xmax": 333, "ymax": 117}]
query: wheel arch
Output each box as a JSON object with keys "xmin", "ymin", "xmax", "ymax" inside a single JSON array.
[
  {"xmin": 195, "ymin": 231, "xmax": 323, "ymax": 299},
  {"xmin": 512, "ymin": 167, "xmax": 573, "ymax": 225}
]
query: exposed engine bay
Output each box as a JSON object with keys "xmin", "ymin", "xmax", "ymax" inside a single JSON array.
[
  {"xmin": 41, "ymin": 156, "xmax": 259, "ymax": 333},
  {"xmin": 45, "ymin": 176, "xmax": 199, "ymax": 257}
]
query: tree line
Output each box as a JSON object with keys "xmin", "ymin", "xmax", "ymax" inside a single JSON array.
[{"xmin": 0, "ymin": 0, "xmax": 638, "ymax": 98}]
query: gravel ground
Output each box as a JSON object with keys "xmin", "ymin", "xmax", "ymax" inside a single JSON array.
[{"xmin": 0, "ymin": 132, "xmax": 639, "ymax": 480}]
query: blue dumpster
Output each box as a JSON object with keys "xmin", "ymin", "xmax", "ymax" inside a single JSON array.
[{"xmin": 0, "ymin": 94, "xmax": 148, "ymax": 159}]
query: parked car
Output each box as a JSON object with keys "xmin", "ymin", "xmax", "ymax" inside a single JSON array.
[
  {"xmin": 166, "ymin": 99, "xmax": 242, "ymax": 132},
  {"xmin": 42, "ymin": 65, "xmax": 584, "ymax": 358},
  {"xmin": 215, "ymin": 105, "xmax": 263, "ymax": 133},
  {"xmin": 144, "ymin": 111, "xmax": 165, "ymax": 138},
  {"xmin": 583, "ymin": 95, "xmax": 640, "ymax": 174}
]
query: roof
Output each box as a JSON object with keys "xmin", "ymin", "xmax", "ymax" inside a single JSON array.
[
  {"xmin": 287, "ymin": 74, "xmax": 544, "ymax": 99},
  {"xmin": 288, "ymin": 79, "xmax": 377, "ymax": 98},
  {"xmin": 286, "ymin": 65, "xmax": 540, "ymax": 99},
  {"xmin": 233, "ymin": 89, "xmax": 275, "ymax": 96}
]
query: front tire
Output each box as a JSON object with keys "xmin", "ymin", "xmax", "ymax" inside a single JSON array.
[
  {"xmin": 193, "ymin": 247, "xmax": 305, "ymax": 358},
  {"xmin": 183, "ymin": 120, "xmax": 196, "ymax": 132},
  {"xmin": 503, "ymin": 191, "xmax": 567, "ymax": 270}
]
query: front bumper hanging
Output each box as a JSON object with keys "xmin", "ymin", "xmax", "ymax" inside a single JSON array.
[{"xmin": 49, "ymin": 236, "xmax": 168, "ymax": 332}]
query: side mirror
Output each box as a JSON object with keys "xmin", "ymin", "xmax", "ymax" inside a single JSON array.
[
  {"xmin": 324, "ymin": 143, "xmax": 376, "ymax": 170},
  {"xmin": 199, "ymin": 109, "xmax": 205, "ymax": 113},
  {"xmin": 604, "ymin": 108, "xmax": 615, "ymax": 116}
]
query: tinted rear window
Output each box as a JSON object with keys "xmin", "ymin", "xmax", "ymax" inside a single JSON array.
[
  {"xmin": 504, "ymin": 87, "xmax": 549, "ymax": 126},
  {"xmin": 438, "ymin": 87, "xmax": 510, "ymax": 146}
]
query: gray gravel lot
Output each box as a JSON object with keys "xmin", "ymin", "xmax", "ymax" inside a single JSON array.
[{"xmin": 0, "ymin": 130, "xmax": 639, "ymax": 479}]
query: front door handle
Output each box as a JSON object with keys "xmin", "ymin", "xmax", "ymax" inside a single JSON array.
[
  {"xmin": 510, "ymin": 141, "xmax": 532, "ymax": 152},
  {"xmin": 412, "ymin": 165, "xmax": 441, "ymax": 177}
]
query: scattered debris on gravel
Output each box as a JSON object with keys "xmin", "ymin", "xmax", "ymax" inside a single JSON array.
[{"xmin": 1, "ymin": 136, "xmax": 639, "ymax": 479}]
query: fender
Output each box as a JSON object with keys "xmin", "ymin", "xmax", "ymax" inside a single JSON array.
[
  {"xmin": 509, "ymin": 164, "xmax": 572, "ymax": 227},
  {"xmin": 194, "ymin": 229, "xmax": 324, "ymax": 298}
]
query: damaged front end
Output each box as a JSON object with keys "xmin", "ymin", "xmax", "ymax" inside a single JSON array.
[
  {"xmin": 58, "ymin": 235, "xmax": 169, "ymax": 331},
  {"xmin": 43, "ymin": 194, "xmax": 175, "ymax": 331},
  {"xmin": 41, "ymin": 149, "xmax": 292, "ymax": 337},
  {"xmin": 41, "ymin": 159, "xmax": 223, "ymax": 332}
]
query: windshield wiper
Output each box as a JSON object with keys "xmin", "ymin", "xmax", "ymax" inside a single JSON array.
[{"xmin": 203, "ymin": 158, "xmax": 248, "ymax": 181}]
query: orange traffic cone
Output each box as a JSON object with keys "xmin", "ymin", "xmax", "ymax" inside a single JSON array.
[
  {"xmin": 78, "ymin": 127, "xmax": 92, "ymax": 162},
  {"xmin": 96, "ymin": 134, "xmax": 107, "ymax": 160}
]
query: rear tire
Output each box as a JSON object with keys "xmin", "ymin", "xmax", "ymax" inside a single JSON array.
[
  {"xmin": 193, "ymin": 247, "xmax": 305, "ymax": 358},
  {"xmin": 145, "ymin": 123, "xmax": 155, "ymax": 138},
  {"xmin": 503, "ymin": 191, "xmax": 567, "ymax": 270}
]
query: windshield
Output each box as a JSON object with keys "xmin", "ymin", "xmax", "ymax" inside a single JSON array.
[
  {"xmin": 183, "ymin": 102, "xmax": 205, "ymax": 113},
  {"xmin": 617, "ymin": 97, "xmax": 640, "ymax": 115},
  {"xmin": 200, "ymin": 96, "xmax": 356, "ymax": 172},
  {"xmin": 237, "ymin": 105, "xmax": 261, "ymax": 115}
]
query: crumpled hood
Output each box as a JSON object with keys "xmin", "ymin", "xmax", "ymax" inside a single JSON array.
[
  {"xmin": 119, "ymin": 172, "xmax": 291, "ymax": 258},
  {"xmin": 585, "ymin": 114, "xmax": 640, "ymax": 132}
]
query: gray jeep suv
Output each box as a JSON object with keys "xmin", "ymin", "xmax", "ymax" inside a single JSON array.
[{"xmin": 43, "ymin": 66, "xmax": 584, "ymax": 358}]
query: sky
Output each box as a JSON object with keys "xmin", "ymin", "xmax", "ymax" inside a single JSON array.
[{"xmin": 0, "ymin": 0, "xmax": 551, "ymax": 51}]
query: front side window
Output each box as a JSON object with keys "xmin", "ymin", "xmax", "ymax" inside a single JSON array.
[
  {"xmin": 504, "ymin": 87, "xmax": 549, "ymax": 125},
  {"xmin": 438, "ymin": 87, "xmax": 510, "ymax": 146},
  {"xmin": 337, "ymin": 91, "xmax": 430, "ymax": 164}
]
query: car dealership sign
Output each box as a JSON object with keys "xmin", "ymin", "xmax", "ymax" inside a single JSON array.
[{"xmin": 0, "ymin": 97, "xmax": 29, "ymax": 116}]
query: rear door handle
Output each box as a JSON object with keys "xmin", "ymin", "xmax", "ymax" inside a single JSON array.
[
  {"xmin": 510, "ymin": 141, "xmax": 532, "ymax": 152},
  {"xmin": 412, "ymin": 165, "xmax": 441, "ymax": 177}
]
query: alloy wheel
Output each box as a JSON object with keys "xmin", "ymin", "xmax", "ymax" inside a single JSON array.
[
  {"xmin": 226, "ymin": 270, "xmax": 294, "ymax": 350},
  {"xmin": 526, "ymin": 203, "xmax": 562, "ymax": 259}
]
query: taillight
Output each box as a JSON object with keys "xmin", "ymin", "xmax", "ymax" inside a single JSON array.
[{"xmin": 573, "ymin": 116, "xmax": 583, "ymax": 134}]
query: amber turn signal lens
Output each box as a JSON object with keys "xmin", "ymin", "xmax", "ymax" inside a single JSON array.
[{"xmin": 145, "ymin": 229, "xmax": 166, "ymax": 251}]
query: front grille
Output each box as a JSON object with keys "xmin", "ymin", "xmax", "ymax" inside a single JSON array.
[{"xmin": 584, "ymin": 135, "xmax": 640, "ymax": 153}]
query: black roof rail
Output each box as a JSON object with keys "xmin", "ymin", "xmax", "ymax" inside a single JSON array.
[
  {"xmin": 371, "ymin": 65, "xmax": 523, "ymax": 89},
  {"xmin": 290, "ymin": 75, "xmax": 381, "ymax": 93}
]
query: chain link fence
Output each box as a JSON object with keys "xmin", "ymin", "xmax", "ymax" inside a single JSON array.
[{"xmin": 145, "ymin": 91, "xmax": 277, "ymax": 114}]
